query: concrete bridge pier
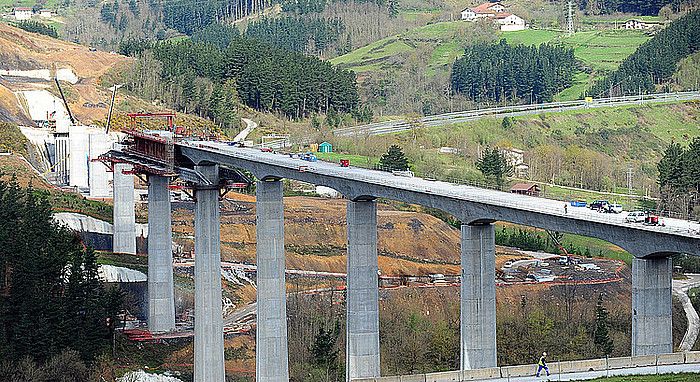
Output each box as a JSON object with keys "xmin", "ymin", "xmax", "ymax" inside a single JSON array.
[
  {"xmin": 147, "ymin": 175, "xmax": 175, "ymax": 333},
  {"xmin": 632, "ymin": 257, "xmax": 672, "ymax": 356},
  {"xmin": 460, "ymin": 223, "xmax": 497, "ymax": 370},
  {"xmin": 193, "ymin": 165, "xmax": 225, "ymax": 382},
  {"xmin": 113, "ymin": 162, "xmax": 136, "ymax": 254},
  {"xmin": 346, "ymin": 199, "xmax": 380, "ymax": 381},
  {"xmin": 256, "ymin": 179, "xmax": 289, "ymax": 382}
]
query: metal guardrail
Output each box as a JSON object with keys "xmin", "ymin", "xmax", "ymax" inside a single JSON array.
[{"xmin": 335, "ymin": 91, "xmax": 700, "ymax": 137}]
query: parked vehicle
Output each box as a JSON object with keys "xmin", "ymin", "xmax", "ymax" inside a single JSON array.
[
  {"xmin": 625, "ymin": 211, "xmax": 646, "ymax": 223},
  {"xmin": 590, "ymin": 200, "xmax": 610, "ymax": 211},
  {"xmin": 260, "ymin": 147, "xmax": 273, "ymax": 152},
  {"xmin": 391, "ymin": 170, "xmax": 414, "ymax": 177},
  {"xmin": 569, "ymin": 200, "xmax": 587, "ymax": 207},
  {"xmin": 300, "ymin": 152, "xmax": 317, "ymax": 162},
  {"xmin": 340, "ymin": 159, "xmax": 350, "ymax": 167},
  {"xmin": 644, "ymin": 214, "xmax": 659, "ymax": 226},
  {"xmin": 607, "ymin": 204, "xmax": 623, "ymax": 214}
]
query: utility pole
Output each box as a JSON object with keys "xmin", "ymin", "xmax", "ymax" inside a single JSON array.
[{"xmin": 567, "ymin": 0, "xmax": 574, "ymax": 36}]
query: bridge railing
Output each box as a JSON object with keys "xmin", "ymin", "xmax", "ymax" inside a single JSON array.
[
  {"xmin": 353, "ymin": 351, "xmax": 700, "ymax": 382},
  {"xmin": 366, "ymin": 164, "xmax": 699, "ymax": 225}
]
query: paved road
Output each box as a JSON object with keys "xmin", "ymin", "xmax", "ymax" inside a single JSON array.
[
  {"xmin": 334, "ymin": 91, "xmax": 700, "ymax": 137},
  {"xmin": 673, "ymin": 274, "xmax": 700, "ymax": 352},
  {"xmin": 233, "ymin": 118, "xmax": 257, "ymax": 143},
  {"xmin": 182, "ymin": 142, "xmax": 700, "ymax": 244},
  {"xmin": 483, "ymin": 363, "xmax": 700, "ymax": 382}
]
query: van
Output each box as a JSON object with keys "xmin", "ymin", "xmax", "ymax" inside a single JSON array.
[{"xmin": 625, "ymin": 211, "xmax": 646, "ymax": 223}]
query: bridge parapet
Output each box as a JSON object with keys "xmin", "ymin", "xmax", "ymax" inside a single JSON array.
[{"xmin": 354, "ymin": 352, "xmax": 700, "ymax": 382}]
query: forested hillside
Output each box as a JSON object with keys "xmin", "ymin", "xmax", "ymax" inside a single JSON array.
[
  {"xmin": 118, "ymin": 36, "xmax": 361, "ymax": 120},
  {"xmin": 589, "ymin": 10, "xmax": 700, "ymax": 97},
  {"xmin": 245, "ymin": 17, "xmax": 348, "ymax": 55},
  {"xmin": 579, "ymin": 0, "xmax": 682, "ymax": 15},
  {"xmin": 450, "ymin": 40, "xmax": 577, "ymax": 104}
]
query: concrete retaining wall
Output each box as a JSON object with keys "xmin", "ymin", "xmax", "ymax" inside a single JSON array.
[{"xmin": 352, "ymin": 352, "xmax": 700, "ymax": 382}]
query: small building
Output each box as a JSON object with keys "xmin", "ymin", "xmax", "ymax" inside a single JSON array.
[
  {"xmin": 510, "ymin": 183, "xmax": 540, "ymax": 196},
  {"xmin": 39, "ymin": 9, "xmax": 52, "ymax": 18},
  {"xmin": 461, "ymin": 2, "xmax": 527, "ymax": 30},
  {"xmin": 623, "ymin": 19, "xmax": 662, "ymax": 30},
  {"xmin": 318, "ymin": 141, "xmax": 333, "ymax": 153},
  {"xmin": 14, "ymin": 7, "xmax": 32, "ymax": 21},
  {"xmin": 496, "ymin": 13, "xmax": 526, "ymax": 31}
]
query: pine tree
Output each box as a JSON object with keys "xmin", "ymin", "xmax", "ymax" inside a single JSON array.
[
  {"xmin": 476, "ymin": 147, "xmax": 513, "ymax": 186},
  {"xmin": 593, "ymin": 293, "xmax": 614, "ymax": 357},
  {"xmin": 379, "ymin": 145, "xmax": 409, "ymax": 171}
]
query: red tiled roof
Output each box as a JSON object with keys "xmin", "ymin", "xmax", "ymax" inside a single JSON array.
[
  {"xmin": 494, "ymin": 12, "xmax": 513, "ymax": 19},
  {"xmin": 471, "ymin": 2, "xmax": 501, "ymax": 14},
  {"xmin": 14, "ymin": 7, "xmax": 32, "ymax": 11}
]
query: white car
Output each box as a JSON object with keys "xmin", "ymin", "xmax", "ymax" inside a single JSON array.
[
  {"xmin": 608, "ymin": 204, "xmax": 623, "ymax": 214},
  {"xmin": 625, "ymin": 211, "xmax": 646, "ymax": 223}
]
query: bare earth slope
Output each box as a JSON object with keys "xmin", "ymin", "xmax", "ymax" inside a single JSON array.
[{"xmin": 0, "ymin": 23, "xmax": 130, "ymax": 125}]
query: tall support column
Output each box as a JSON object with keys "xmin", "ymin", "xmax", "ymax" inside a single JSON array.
[
  {"xmin": 113, "ymin": 162, "xmax": 135, "ymax": 254},
  {"xmin": 256, "ymin": 179, "xmax": 289, "ymax": 382},
  {"xmin": 632, "ymin": 257, "xmax": 672, "ymax": 356},
  {"xmin": 346, "ymin": 199, "xmax": 380, "ymax": 381},
  {"xmin": 460, "ymin": 223, "xmax": 496, "ymax": 370},
  {"xmin": 147, "ymin": 175, "xmax": 175, "ymax": 333},
  {"xmin": 194, "ymin": 165, "xmax": 224, "ymax": 382}
]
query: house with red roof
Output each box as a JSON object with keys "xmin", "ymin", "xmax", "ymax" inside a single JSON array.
[
  {"xmin": 460, "ymin": 2, "xmax": 526, "ymax": 31},
  {"xmin": 13, "ymin": 7, "xmax": 33, "ymax": 21}
]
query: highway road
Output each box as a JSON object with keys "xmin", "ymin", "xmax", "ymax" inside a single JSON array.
[
  {"xmin": 181, "ymin": 142, "xmax": 700, "ymax": 245},
  {"xmin": 334, "ymin": 91, "xmax": 700, "ymax": 137}
]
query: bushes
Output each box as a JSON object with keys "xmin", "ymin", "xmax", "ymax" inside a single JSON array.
[{"xmin": 15, "ymin": 21, "xmax": 58, "ymax": 38}]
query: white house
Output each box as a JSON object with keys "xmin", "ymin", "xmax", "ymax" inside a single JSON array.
[
  {"xmin": 14, "ymin": 7, "xmax": 32, "ymax": 21},
  {"xmin": 461, "ymin": 2, "xmax": 507, "ymax": 21},
  {"xmin": 39, "ymin": 9, "xmax": 53, "ymax": 18},
  {"xmin": 624, "ymin": 19, "xmax": 663, "ymax": 30},
  {"xmin": 497, "ymin": 13, "xmax": 526, "ymax": 31},
  {"xmin": 461, "ymin": 2, "xmax": 526, "ymax": 31}
]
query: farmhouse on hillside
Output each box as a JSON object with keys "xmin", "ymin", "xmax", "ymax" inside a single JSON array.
[
  {"xmin": 13, "ymin": 7, "xmax": 32, "ymax": 21},
  {"xmin": 460, "ymin": 2, "xmax": 526, "ymax": 31},
  {"xmin": 39, "ymin": 9, "xmax": 53, "ymax": 18},
  {"xmin": 623, "ymin": 19, "xmax": 664, "ymax": 30}
]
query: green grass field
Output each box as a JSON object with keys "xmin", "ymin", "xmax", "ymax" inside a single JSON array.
[{"xmin": 333, "ymin": 24, "xmax": 650, "ymax": 100}]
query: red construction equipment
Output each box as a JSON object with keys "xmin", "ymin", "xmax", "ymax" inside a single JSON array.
[
  {"xmin": 127, "ymin": 112, "xmax": 176, "ymax": 132},
  {"xmin": 340, "ymin": 159, "xmax": 350, "ymax": 167}
]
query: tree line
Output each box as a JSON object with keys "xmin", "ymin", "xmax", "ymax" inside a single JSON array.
[
  {"xmin": 246, "ymin": 16, "xmax": 345, "ymax": 55},
  {"xmin": 119, "ymin": 36, "xmax": 361, "ymax": 120},
  {"xmin": 282, "ymin": 0, "xmax": 388, "ymax": 15},
  {"xmin": 450, "ymin": 40, "xmax": 577, "ymax": 104},
  {"xmin": 14, "ymin": 21, "xmax": 58, "ymax": 38},
  {"xmin": 579, "ymin": 0, "xmax": 679, "ymax": 15},
  {"xmin": 0, "ymin": 178, "xmax": 122, "ymax": 365},
  {"xmin": 657, "ymin": 137, "xmax": 700, "ymax": 218},
  {"xmin": 589, "ymin": 10, "xmax": 700, "ymax": 97}
]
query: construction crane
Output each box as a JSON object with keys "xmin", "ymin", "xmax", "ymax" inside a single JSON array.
[
  {"xmin": 105, "ymin": 84, "xmax": 123, "ymax": 134},
  {"xmin": 54, "ymin": 78, "xmax": 76, "ymax": 125}
]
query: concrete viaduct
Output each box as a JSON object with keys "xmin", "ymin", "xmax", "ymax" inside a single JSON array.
[{"xmin": 103, "ymin": 133, "xmax": 700, "ymax": 382}]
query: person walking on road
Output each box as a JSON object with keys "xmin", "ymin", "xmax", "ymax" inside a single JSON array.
[
  {"xmin": 536, "ymin": 352, "xmax": 550, "ymax": 377},
  {"xmin": 564, "ymin": 203, "xmax": 568, "ymax": 214}
]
